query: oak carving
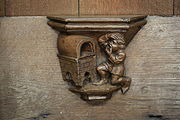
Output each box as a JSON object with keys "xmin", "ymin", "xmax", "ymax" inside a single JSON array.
[{"xmin": 47, "ymin": 16, "xmax": 147, "ymax": 102}]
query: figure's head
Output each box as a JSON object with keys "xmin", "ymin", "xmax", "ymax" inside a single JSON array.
[
  {"xmin": 109, "ymin": 33, "xmax": 126, "ymax": 49},
  {"xmin": 98, "ymin": 33, "xmax": 126, "ymax": 49},
  {"xmin": 110, "ymin": 39, "xmax": 126, "ymax": 49},
  {"xmin": 109, "ymin": 33, "xmax": 125, "ymax": 44}
]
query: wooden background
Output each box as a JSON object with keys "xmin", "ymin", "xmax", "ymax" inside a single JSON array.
[
  {"xmin": 0, "ymin": 0, "xmax": 180, "ymax": 16},
  {"xmin": 1, "ymin": 16, "xmax": 180, "ymax": 120},
  {"xmin": 1, "ymin": 0, "xmax": 180, "ymax": 120}
]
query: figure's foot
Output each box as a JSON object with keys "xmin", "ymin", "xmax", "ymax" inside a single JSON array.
[
  {"xmin": 111, "ymin": 77, "xmax": 131, "ymax": 87},
  {"xmin": 111, "ymin": 76, "xmax": 132, "ymax": 94},
  {"xmin": 93, "ymin": 79, "xmax": 108, "ymax": 85},
  {"xmin": 121, "ymin": 77, "xmax": 131, "ymax": 88}
]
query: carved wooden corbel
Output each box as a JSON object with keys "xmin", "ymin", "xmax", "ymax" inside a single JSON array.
[{"xmin": 47, "ymin": 16, "xmax": 147, "ymax": 102}]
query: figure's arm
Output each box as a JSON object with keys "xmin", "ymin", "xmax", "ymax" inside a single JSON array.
[
  {"xmin": 109, "ymin": 52, "xmax": 126, "ymax": 64},
  {"xmin": 105, "ymin": 45, "xmax": 126, "ymax": 64},
  {"xmin": 105, "ymin": 45, "xmax": 112, "ymax": 55},
  {"xmin": 98, "ymin": 34, "xmax": 109, "ymax": 48}
]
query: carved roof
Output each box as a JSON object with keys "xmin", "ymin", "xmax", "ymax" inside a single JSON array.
[{"xmin": 47, "ymin": 15, "xmax": 147, "ymax": 32}]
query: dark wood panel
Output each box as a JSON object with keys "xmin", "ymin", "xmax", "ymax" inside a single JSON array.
[
  {"xmin": 174, "ymin": 0, "xmax": 180, "ymax": 15},
  {"xmin": 80, "ymin": 0, "xmax": 173, "ymax": 15},
  {"xmin": 0, "ymin": 0, "xmax": 5, "ymax": 16},
  {"xmin": 6, "ymin": 0, "xmax": 78, "ymax": 16}
]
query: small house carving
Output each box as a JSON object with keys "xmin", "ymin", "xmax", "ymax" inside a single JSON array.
[{"xmin": 58, "ymin": 35, "xmax": 97, "ymax": 87}]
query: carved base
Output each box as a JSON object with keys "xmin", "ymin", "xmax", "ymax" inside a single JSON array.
[
  {"xmin": 69, "ymin": 84, "xmax": 121, "ymax": 101},
  {"xmin": 69, "ymin": 77, "xmax": 131, "ymax": 101}
]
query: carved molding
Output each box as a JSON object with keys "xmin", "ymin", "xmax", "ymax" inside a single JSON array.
[{"xmin": 47, "ymin": 16, "xmax": 147, "ymax": 102}]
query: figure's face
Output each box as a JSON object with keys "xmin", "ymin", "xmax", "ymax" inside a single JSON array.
[
  {"xmin": 109, "ymin": 39, "xmax": 125, "ymax": 49},
  {"xmin": 109, "ymin": 39, "xmax": 119, "ymax": 47},
  {"xmin": 100, "ymin": 42, "xmax": 108, "ymax": 48}
]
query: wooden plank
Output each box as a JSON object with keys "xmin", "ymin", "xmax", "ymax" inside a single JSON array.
[
  {"xmin": 0, "ymin": 0, "xmax": 5, "ymax": 16},
  {"xmin": 80, "ymin": 0, "xmax": 173, "ymax": 15},
  {"xmin": 174, "ymin": 0, "xmax": 180, "ymax": 15},
  {"xmin": 1, "ymin": 16, "xmax": 180, "ymax": 120},
  {"xmin": 6, "ymin": 0, "xmax": 78, "ymax": 16}
]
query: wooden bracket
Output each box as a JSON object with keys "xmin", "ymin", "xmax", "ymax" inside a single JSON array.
[{"xmin": 47, "ymin": 16, "xmax": 147, "ymax": 102}]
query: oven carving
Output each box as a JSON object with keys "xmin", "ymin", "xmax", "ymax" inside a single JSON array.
[{"xmin": 48, "ymin": 16, "xmax": 147, "ymax": 101}]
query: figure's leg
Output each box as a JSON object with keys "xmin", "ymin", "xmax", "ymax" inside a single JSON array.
[
  {"xmin": 111, "ymin": 74, "xmax": 131, "ymax": 91},
  {"xmin": 111, "ymin": 74, "xmax": 122, "ymax": 85},
  {"xmin": 111, "ymin": 64, "xmax": 124, "ymax": 84},
  {"xmin": 95, "ymin": 64, "xmax": 109, "ymax": 85}
]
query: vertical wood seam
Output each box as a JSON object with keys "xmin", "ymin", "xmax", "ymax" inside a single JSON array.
[
  {"xmin": 173, "ymin": 0, "xmax": 175, "ymax": 15},
  {"xmin": 78, "ymin": 0, "xmax": 80, "ymax": 16},
  {"xmin": 4, "ymin": 0, "xmax": 6, "ymax": 16}
]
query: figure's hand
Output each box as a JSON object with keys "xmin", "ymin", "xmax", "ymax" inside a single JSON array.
[{"xmin": 105, "ymin": 46, "xmax": 112, "ymax": 55}]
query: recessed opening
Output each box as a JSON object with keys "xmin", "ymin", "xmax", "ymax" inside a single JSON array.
[
  {"xmin": 65, "ymin": 72, "xmax": 72, "ymax": 81},
  {"xmin": 85, "ymin": 72, "xmax": 90, "ymax": 78},
  {"xmin": 65, "ymin": 72, "xmax": 76, "ymax": 87},
  {"xmin": 83, "ymin": 72, "xmax": 91, "ymax": 85},
  {"xmin": 80, "ymin": 42, "xmax": 94, "ymax": 56}
]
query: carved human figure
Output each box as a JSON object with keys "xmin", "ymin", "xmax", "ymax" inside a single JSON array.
[{"xmin": 96, "ymin": 33, "xmax": 126, "ymax": 85}]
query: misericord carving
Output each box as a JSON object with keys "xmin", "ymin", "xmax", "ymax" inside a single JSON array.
[
  {"xmin": 47, "ymin": 16, "xmax": 147, "ymax": 102},
  {"xmin": 57, "ymin": 33, "xmax": 131, "ymax": 101}
]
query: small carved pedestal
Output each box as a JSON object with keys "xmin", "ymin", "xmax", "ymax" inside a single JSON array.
[{"xmin": 47, "ymin": 16, "xmax": 147, "ymax": 101}]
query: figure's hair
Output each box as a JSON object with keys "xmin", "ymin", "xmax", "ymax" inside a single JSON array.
[
  {"xmin": 109, "ymin": 33, "xmax": 125, "ymax": 45},
  {"xmin": 98, "ymin": 33, "xmax": 125, "ymax": 45}
]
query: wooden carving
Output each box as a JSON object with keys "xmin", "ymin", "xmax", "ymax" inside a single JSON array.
[
  {"xmin": 95, "ymin": 33, "xmax": 131, "ymax": 91},
  {"xmin": 57, "ymin": 35, "xmax": 97, "ymax": 87},
  {"xmin": 47, "ymin": 16, "xmax": 147, "ymax": 102}
]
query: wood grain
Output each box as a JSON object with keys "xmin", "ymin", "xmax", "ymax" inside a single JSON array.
[
  {"xmin": 1, "ymin": 16, "xmax": 180, "ymax": 120},
  {"xmin": 174, "ymin": 0, "xmax": 180, "ymax": 15},
  {"xmin": 6, "ymin": 0, "xmax": 78, "ymax": 16},
  {"xmin": 80, "ymin": 0, "xmax": 174, "ymax": 15},
  {"xmin": 0, "ymin": 0, "xmax": 5, "ymax": 16}
]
